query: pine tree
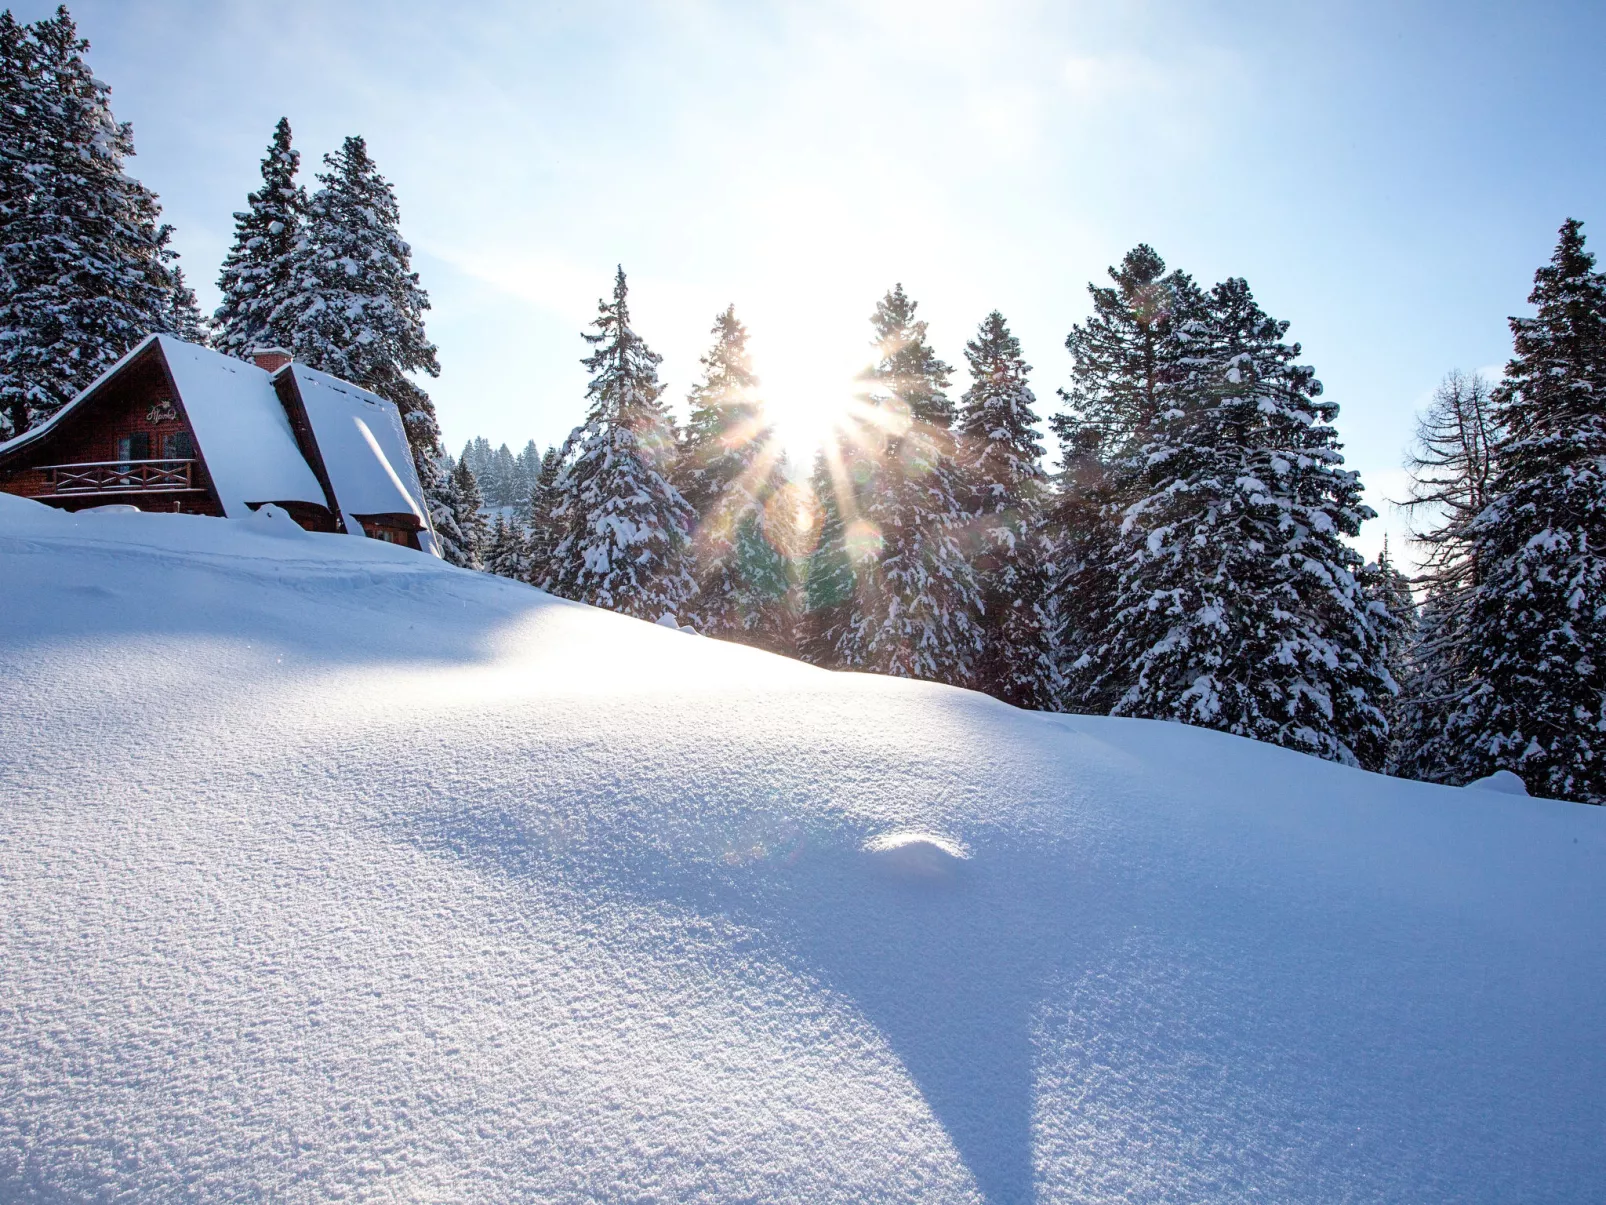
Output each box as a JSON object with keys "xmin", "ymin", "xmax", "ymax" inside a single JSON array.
[
  {"xmin": 676, "ymin": 305, "xmax": 793, "ymax": 650},
  {"xmin": 449, "ymin": 456, "xmax": 488, "ymax": 569},
  {"xmin": 0, "ymin": 7, "xmax": 178, "ymax": 438},
  {"xmin": 493, "ymin": 444, "xmax": 520, "ymax": 507},
  {"xmin": 1061, "ymin": 263, "xmax": 1393, "ymax": 767},
  {"xmin": 459, "ymin": 437, "xmax": 489, "ymax": 483},
  {"xmin": 1361, "ymin": 543, "xmax": 1413, "ymax": 742},
  {"xmin": 212, "ymin": 117, "xmax": 305, "ymax": 357},
  {"xmin": 1360, "ymin": 540, "xmax": 1418, "ymax": 772},
  {"xmin": 805, "ymin": 285, "xmax": 983, "ymax": 684},
  {"xmin": 156, "ymin": 264, "xmax": 208, "ymax": 344},
  {"xmin": 1369, "ymin": 540, "xmax": 1416, "ymax": 684},
  {"xmin": 427, "ymin": 452, "xmax": 471, "ymax": 567},
  {"xmin": 513, "ymin": 440, "xmax": 543, "ymax": 519},
  {"xmin": 800, "ymin": 448, "xmax": 860, "ymax": 657},
  {"xmin": 278, "ymin": 136, "xmax": 444, "ymax": 480},
  {"xmin": 1388, "ymin": 581, "xmax": 1461, "ymax": 779},
  {"xmin": 541, "ymin": 268, "xmax": 695, "ymax": 620},
  {"xmin": 1051, "ymin": 245, "xmax": 1200, "ymax": 712},
  {"xmin": 526, "ymin": 442, "xmax": 566, "ymax": 587},
  {"xmin": 0, "ymin": 12, "xmax": 27, "ymax": 235},
  {"xmin": 484, "ymin": 512, "xmax": 532, "ymax": 581},
  {"xmin": 956, "ymin": 310, "xmax": 1053, "ymax": 707},
  {"xmin": 1433, "ymin": 220, "xmax": 1606, "ymax": 802}
]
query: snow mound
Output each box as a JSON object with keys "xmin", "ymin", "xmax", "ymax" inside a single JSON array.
[
  {"xmin": 242, "ymin": 502, "xmax": 311, "ymax": 539},
  {"xmin": 1467, "ymin": 768, "xmax": 1530, "ymax": 795},
  {"xmin": 863, "ymin": 830, "xmax": 970, "ymax": 881},
  {"xmin": 1, "ymin": 495, "xmax": 1602, "ymax": 1203}
]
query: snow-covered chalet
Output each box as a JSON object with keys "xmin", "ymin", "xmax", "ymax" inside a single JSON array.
[{"xmin": 0, "ymin": 335, "xmax": 438, "ymax": 554}]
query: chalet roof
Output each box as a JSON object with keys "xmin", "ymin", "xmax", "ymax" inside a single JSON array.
[
  {"xmin": 158, "ymin": 338, "xmax": 329, "ymax": 518},
  {"xmin": 275, "ymin": 363, "xmax": 436, "ymax": 553}
]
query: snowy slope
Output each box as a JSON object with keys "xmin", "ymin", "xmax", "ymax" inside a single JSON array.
[{"xmin": 0, "ymin": 494, "xmax": 1602, "ymax": 1203}]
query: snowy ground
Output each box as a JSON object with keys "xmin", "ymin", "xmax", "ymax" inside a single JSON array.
[{"xmin": 1, "ymin": 495, "xmax": 1602, "ymax": 1203}]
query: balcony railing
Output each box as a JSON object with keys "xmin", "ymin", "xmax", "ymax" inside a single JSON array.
[{"xmin": 37, "ymin": 458, "xmax": 200, "ymax": 495}]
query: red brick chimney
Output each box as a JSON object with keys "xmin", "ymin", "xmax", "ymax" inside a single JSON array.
[{"xmin": 250, "ymin": 347, "xmax": 293, "ymax": 373}]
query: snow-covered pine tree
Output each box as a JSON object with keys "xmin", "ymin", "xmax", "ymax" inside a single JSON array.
[
  {"xmin": 483, "ymin": 511, "xmax": 507, "ymax": 574},
  {"xmin": 1433, "ymin": 220, "xmax": 1606, "ymax": 802},
  {"xmin": 799, "ymin": 448, "xmax": 859, "ymax": 660},
  {"xmin": 156, "ymin": 264, "xmax": 208, "ymax": 344},
  {"xmin": 212, "ymin": 117, "xmax": 305, "ymax": 358},
  {"xmin": 956, "ymin": 310, "xmax": 1053, "ymax": 707},
  {"xmin": 448, "ymin": 456, "xmax": 488, "ymax": 569},
  {"xmin": 1360, "ymin": 539, "xmax": 1418, "ymax": 771},
  {"xmin": 0, "ymin": 7, "xmax": 177, "ymax": 438},
  {"xmin": 0, "ymin": 10, "xmax": 25, "ymax": 207},
  {"xmin": 1051, "ymin": 245, "xmax": 1200, "ymax": 712},
  {"xmin": 459, "ymin": 437, "xmax": 487, "ymax": 483},
  {"xmin": 484, "ymin": 512, "xmax": 532, "ymax": 582},
  {"xmin": 1075, "ymin": 270, "xmax": 1394, "ymax": 767},
  {"xmin": 675, "ymin": 305, "xmax": 793, "ymax": 651},
  {"xmin": 677, "ymin": 306, "xmax": 762, "ymax": 515},
  {"xmin": 806, "ymin": 285, "xmax": 983, "ymax": 684},
  {"xmin": 277, "ymin": 136, "xmax": 445, "ymax": 484},
  {"xmin": 541, "ymin": 268, "xmax": 695, "ymax": 620},
  {"xmin": 424, "ymin": 452, "xmax": 472, "ymax": 568},
  {"xmin": 514, "ymin": 440, "xmax": 542, "ymax": 518},
  {"xmin": 488, "ymin": 443, "xmax": 519, "ymax": 507},
  {"xmin": 471, "ymin": 442, "xmax": 493, "ymax": 500},
  {"xmin": 525, "ymin": 441, "xmax": 567, "ymax": 587}
]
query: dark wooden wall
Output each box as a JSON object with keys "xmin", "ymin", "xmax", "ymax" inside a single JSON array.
[{"xmin": 0, "ymin": 349, "xmax": 224, "ymax": 516}]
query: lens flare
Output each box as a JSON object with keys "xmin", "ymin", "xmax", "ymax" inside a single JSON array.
[{"xmin": 844, "ymin": 519, "xmax": 883, "ymax": 562}]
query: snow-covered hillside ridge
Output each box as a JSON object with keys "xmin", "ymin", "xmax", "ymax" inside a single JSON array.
[{"xmin": 1, "ymin": 494, "xmax": 1602, "ymax": 1203}]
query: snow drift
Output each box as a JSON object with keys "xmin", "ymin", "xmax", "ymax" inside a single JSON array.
[{"xmin": 1, "ymin": 494, "xmax": 1602, "ymax": 1202}]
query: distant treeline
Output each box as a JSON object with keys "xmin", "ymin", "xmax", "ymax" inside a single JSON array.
[{"xmin": 451, "ymin": 438, "xmax": 546, "ymax": 513}]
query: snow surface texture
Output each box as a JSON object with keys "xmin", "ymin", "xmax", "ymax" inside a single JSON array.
[{"xmin": 0, "ymin": 493, "xmax": 1602, "ymax": 1203}]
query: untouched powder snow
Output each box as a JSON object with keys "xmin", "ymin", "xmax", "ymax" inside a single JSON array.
[{"xmin": 0, "ymin": 494, "xmax": 1602, "ymax": 1202}]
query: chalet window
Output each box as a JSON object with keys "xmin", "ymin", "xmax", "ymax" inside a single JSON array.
[
  {"xmin": 358, "ymin": 520, "xmax": 415, "ymax": 546},
  {"xmin": 161, "ymin": 431, "xmax": 193, "ymax": 459},
  {"xmin": 117, "ymin": 433, "xmax": 150, "ymax": 462}
]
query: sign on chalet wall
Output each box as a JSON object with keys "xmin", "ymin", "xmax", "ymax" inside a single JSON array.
[{"xmin": 0, "ymin": 336, "xmax": 440, "ymax": 556}]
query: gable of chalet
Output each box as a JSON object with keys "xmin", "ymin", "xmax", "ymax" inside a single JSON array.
[{"xmin": 0, "ymin": 339, "xmax": 219, "ymax": 513}]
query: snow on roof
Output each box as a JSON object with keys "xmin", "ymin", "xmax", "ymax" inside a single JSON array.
[
  {"xmin": 280, "ymin": 364, "xmax": 429, "ymax": 527},
  {"xmin": 154, "ymin": 337, "xmax": 329, "ymax": 518}
]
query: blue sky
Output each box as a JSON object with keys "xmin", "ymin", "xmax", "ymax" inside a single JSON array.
[{"xmin": 29, "ymin": 0, "xmax": 1606, "ymax": 564}]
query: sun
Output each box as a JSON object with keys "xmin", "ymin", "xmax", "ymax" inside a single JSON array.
[{"xmin": 747, "ymin": 334, "xmax": 868, "ymax": 470}]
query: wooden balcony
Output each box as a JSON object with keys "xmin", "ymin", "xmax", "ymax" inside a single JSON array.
[{"xmin": 35, "ymin": 458, "xmax": 202, "ymax": 496}]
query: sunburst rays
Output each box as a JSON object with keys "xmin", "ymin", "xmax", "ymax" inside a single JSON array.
[{"xmin": 679, "ymin": 362, "xmax": 975, "ymax": 630}]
